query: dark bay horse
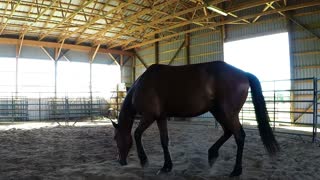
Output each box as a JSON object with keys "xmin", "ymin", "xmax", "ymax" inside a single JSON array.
[{"xmin": 112, "ymin": 61, "xmax": 279, "ymax": 176}]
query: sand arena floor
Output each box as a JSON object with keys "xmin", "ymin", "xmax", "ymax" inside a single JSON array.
[{"xmin": 0, "ymin": 121, "xmax": 319, "ymax": 180}]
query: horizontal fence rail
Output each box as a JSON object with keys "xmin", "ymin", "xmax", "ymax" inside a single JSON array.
[
  {"xmin": 0, "ymin": 90, "xmax": 126, "ymax": 125},
  {"xmin": 0, "ymin": 78, "xmax": 319, "ymax": 142},
  {"xmin": 194, "ymin": 77, "xmax": 319, "ymax": 143},
  {"xmin": 241, "ymin": 77, "xmax": 319, "ymax": 143}
]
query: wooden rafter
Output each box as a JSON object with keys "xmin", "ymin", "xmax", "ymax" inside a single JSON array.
[
  {"xmin": 124, "ymin": 0, "xmax": 320, "ymax": 50},
  {"xmin": 0, "ymin": 0, "xmax": 318, "ymax": 51},
  {"xmin": 24, "ymin": 0, "xmax": 58, "ymax": 35},
  {"xmin": 39, "ymin": 0, "xmax": 95, "ymax": 40},
  {"xmin": 107, "ymin": 3, "xmax": 213, "ymax": 48},
  {"xmin": 109, "ymin": 0, "xmax": 277, "ymax": 48},
  {"xmin": 253, "ymin": 2, "xmax": 276, "ymax": 23},
  {"xmin": 72, "ymin": 1, "xmax": 132, "ymax": 43},
  {"xmin": 41, "ymin": 1, "xmax": 58, "ymax": 32},
  {"xmin": 0, "ymin": 0, "xmax": 21, "ymax": 35},
  {"xmin": 111, "ymin": 12, "xmax": 222, "ymax": 49},
  {"xmin": 75, "ymin": 0, "xmax": 179, "ymax": 45}
]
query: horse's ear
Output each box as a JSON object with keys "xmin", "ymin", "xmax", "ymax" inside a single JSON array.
[{"xmin": 111, "ymin": 120, "xmax": 119, "ymax": 129}]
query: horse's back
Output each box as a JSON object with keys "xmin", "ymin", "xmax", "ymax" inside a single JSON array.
[{"xmin": 132, "ymin": 61, "xmax": 249, "ymax": 117}]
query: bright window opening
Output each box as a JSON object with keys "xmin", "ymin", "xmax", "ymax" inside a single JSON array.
[
  {"xmin": 224, "ymin": 33, "xmax": 290, "ymax": 81},
  {"xmin": 224, "ymin": 32, "xmax": 291, "ymax": 123}
]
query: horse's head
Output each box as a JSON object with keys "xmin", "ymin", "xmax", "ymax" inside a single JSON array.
[{"xmin": 111, "ymin": 120, "xmax": 133, "ymax": 166}]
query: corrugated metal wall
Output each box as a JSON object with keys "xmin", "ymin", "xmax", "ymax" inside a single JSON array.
[
  {"xmin": 225, "ymin": 12, "xmax": 287, "ymax": 42},
  {"xmin": 190, "ymin": 29, "xmax": 223, "ymax": 64},
  {"xmin": 288, "ymin": 7, "xmax": 320, "ymax": 124},
  {"xmin": 133, "ymin": 7, "xmax": 320, "ymax": 124},
  {"xmin": 159, "ymin": 36, "xmax": 186, "ymax": 65},
  {"xmin": 135, "ymin": 28, "xmax": 223, "ymax": 77},
  {"xmin": 135, "ymin": 29, "xmax": 224, "ymax": 119},
  {"xmin": 121, "ymin": 56, "xmax": 133, "ymax": 85},
  {"xmin": 135, "ymin": 45, "xmax": 155, "ymax": 79}
]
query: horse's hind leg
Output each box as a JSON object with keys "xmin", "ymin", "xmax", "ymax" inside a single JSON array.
[
  {"xmin": 230, "ymin": 123, "xmax": 246, "ymax": 177},
  {"xmin": 208, "ymin": 110, "xmax": 232, "ymax": 166},
  {"xmin": 208, "ymin": 129, "xmax": 232, "ymax": 166},
  {"xmin": 209, "ymin": 109, "xmax": 246, "ymax": 177},
  {"xmin": 156, "ymin": 117, "xmax": 172, "ymax": 173},
  {"xmin": 134, "ymin": 114, "xmax": 155, "ymax": 167}
]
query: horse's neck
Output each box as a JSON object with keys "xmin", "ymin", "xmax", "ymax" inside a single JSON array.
[{"xmin": 118, "ymin": 89, "xmax": 135, "ymax": 133}]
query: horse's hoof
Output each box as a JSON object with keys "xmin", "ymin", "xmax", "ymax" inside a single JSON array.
[
  {"xmin": 229, "ymin": 167, "xmax": 242, "ymax": 177},
  {"xmin": 140, "ymin": 157, "xmax": 149, "ymax": 167},
  {"xmin": 156, "ymin": 167, "xmax": 172, "ymax": 175},
  {"xmin": 208, "ymin": 152, "xmax": 219, "ymax": 167}
]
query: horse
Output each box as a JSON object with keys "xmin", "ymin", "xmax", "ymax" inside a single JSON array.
[{"xmin": 111, "ymin": 61, "xmax": 279, "ymax": 177}]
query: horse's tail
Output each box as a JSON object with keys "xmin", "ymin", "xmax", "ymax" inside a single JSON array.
[{"xmin": 247, "ymin": 73, "xmax": 280, "ymax": 155}]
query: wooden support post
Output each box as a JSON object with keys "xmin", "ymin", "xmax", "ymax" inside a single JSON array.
[
  {"xmin": 15, "ymin": 34, "xmax": 25, "ymax": 97},
  {"xmin": 40, "ymin": 47, "xmax": 56, "ymax": 97},
  {"xmin": 15, "ymin": 47, "xmax": 19, "ymax": 97},
  {"xmin": 287, "ymin": 13, "xmax": 295, "ymax": 123},
  {"xmin": 89, "ymin": 58, "xmax": 93, "ymax": 120},
  {"xmin": 120, "ymin": 55, "xmax": 123, "ymax": 83},
  {"xmin": 155, "ymin": 34, "xmax": 159, "ymax": 64},
  {"xmin": 132, "ymin": 56, "xmax": 136, "ymax": 82},
  {"xmin": 185, "ymin": 33, "xmax": 190, "ymax": 65},
  {"xmin": 54, "ymin": 59, "xmax": 58, "ymax": 98}
]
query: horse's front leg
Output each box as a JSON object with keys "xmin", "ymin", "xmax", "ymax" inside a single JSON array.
[
  {"xmin": 156, "ymin": 118, "xmax": 172, "ymax": 173},
  {"xmin": 134, "ymin": 114, "xmax": 154, "ymax": 167}
]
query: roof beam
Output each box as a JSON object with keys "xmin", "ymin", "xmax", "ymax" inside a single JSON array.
[
  {"xmin": 0, "ymin": 37, "xmax": 134, "ymax": 56},
  {"xmin": 24, "ymin": 0, "xmax": 58, "ymax": 35},
  {"xmin": 110, "ymin": 0, "xmax": 276, "ymax": 48},
  {"xmin": 75, "ymin": 0, "xmax": 179, "ymax": 45},
  {"xmin": 69, "ymin": 0, "xmax": 127, "ymax": 42},
  {"xmin": 111, "ymin": 12, "xmax": 221, "ymax": 49},
  {"xmin": 0, "ymin": 0, "xmax": 21, "ymax": 35},
  {"xmin": 106, "ymin": 0, "xmax": 227, "ymax": 47},
  {"xmin": 39, "ymin": 0, "xmax": 95, "ymax": 40},
  {"xmin": 124, "ymin": 0, "xmax": 320, "ymax": 50}
]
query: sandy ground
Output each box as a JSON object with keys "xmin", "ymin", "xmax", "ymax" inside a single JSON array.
[{"xmin": 0, "ymin": 121, "xmax": 319, "ymax": 180}]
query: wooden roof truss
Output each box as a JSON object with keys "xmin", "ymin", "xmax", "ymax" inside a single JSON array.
[{"xmin": 0, "ymin": 0, "xmax": 318, "ymax": 53}]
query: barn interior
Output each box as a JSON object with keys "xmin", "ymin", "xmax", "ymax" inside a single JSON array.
[{"xmin": 0, "ymin": 0, "xmax": 319, "ymax": 179}]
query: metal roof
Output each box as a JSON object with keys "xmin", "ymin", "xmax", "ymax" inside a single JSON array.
[{"xmin": 0, "ymin": 0, "xmax": 319, "ymax": 51}]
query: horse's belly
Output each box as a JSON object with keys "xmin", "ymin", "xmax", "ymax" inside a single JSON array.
[{"xmin": 165, "ymin": 98, "xmax": 212, "ymax": 117}]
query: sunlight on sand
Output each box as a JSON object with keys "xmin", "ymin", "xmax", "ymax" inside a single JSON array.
[{"xmin": 0, "ymin": 120, "xmax": 114, "ymax": 131}]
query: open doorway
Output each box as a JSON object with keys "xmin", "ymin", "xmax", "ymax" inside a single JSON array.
[
  {"xmin": 224, "ymin": 32, "xmax": 290, "ymax": 81},
  {"xmin": 224, "ymin": 32, "xmax": 291, "ymax": 125}
]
